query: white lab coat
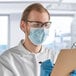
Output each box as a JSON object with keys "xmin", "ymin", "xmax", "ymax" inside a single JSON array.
[{"xmin": 0, "ymin": 40, "xmax": 58, "ymax": 76}]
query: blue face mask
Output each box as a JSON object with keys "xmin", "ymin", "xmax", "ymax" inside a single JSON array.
[{"xmin": 28, "ymin": 28, "xmax": 49, "ymax": 45}]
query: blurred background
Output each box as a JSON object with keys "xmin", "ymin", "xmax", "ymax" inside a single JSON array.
[{"xmin": 0, "ymin": 0, "xmax": 76, "ymax": 54}]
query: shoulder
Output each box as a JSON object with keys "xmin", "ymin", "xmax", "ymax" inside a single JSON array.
[
  {"xmin": 1, "ymin": 46, "xmax": 17, "ymax": 57},
  {"xmin": 0, "ymin": 46, "xmax": 19, "ymax": 75},
  {"xmin": 0, "ymin": 46, "xmax": 19, "ymax": 64}
]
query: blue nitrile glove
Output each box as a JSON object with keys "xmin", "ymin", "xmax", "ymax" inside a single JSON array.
[
  {"xmin": 40, "ymin": 59, "xmax": 54, "ymax": 76},
  {"xmin": 70, "ymin": 70, "xmax": 76, "ymax": 76}
]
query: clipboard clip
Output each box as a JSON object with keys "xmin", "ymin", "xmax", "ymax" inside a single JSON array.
[{"xmin": 71, "ymin": 42, "xmax": 76, "ymax": 48}]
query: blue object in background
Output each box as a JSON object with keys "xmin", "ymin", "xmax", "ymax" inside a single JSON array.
[
  {"xmin": 40, "ymin": 59, "xmax": 54, "ymax": 76},
  {"xmin": 0, "ymin": 45, "xmax": 7, "ymax": 54}
]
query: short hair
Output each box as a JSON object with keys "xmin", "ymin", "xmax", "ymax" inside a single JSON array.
[{"xmin": 21, "ymin": 3, "xmax": 50, "ymax": 22}]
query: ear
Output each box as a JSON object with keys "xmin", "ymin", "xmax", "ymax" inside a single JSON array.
[{"xmin": 20, "ymin": 21, "xmax": 26, "ymax": 33}]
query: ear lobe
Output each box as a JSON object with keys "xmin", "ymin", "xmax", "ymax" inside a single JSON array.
[{"xmin": 20, "ymin": 21, "xmax": 26, "ymax": 32}]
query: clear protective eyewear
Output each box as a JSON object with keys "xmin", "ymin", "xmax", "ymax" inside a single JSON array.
[{"xmin": 26, "ymin": 20, "xmax": 52, "ymax": 29}]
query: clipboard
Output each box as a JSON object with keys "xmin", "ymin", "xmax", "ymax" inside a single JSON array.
[{"xmin": 51, "ymin": 49, "xmax": 76, "ymax": 76}]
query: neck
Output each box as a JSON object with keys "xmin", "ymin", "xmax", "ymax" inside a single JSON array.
[{"xmin": 23, "ymin": 38, "xmax": 42, "ymax": 53}]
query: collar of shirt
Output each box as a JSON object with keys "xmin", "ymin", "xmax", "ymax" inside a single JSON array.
[{"xmin": 16, "ymin": 40, "xmax": 45, "ymax": 57}]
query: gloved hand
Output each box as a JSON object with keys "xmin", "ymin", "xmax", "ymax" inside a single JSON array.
[
  {"xmin": 70, "ymin": 70, "xmax": 76, "ymax": 76},
  {"xmin": 40, "ymin": 59, "xmax": 54, "ymax": 76}
]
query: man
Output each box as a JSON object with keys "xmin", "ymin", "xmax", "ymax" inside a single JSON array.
[
  {"xmin": 0, "ymin": 3, "xmax": 74, "ymax": 76},
  {"xmin": 0, "ymin": 3, "xmax": 56, "ymax": 76}
]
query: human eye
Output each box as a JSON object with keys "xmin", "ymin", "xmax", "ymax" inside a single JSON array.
[
  {"xmin": 45, "ymin": 22, "xmax": 51, "ymax": 28},
  {"xmin": 31, "ymin": 22, "xmax": 39, "ymax": 28}
]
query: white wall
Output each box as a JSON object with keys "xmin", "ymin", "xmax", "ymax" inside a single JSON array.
[
  {"xmin": 9, "ymin": 13, "xmax": 24, "ymax": 47},
  {"xmin": 71, "ymin": 16, "xmax": 76, "ymax": 48}
]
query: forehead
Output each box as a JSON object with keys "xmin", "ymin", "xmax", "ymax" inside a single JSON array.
[{"xmin": 28, "ymin": 10, "xmax": 49, "ymax": 22}]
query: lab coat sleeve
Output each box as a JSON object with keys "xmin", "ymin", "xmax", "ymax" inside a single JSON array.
[
  {"xmin": 0, "ymin": 63, "xmax": 4, "ymax": 76},
  {"xmin": 0, "ymin": 53, "xmax": 14, "ymax": 76},
  {"xmin": 0, "ymin": 62, "xmax": 13, "ymax": 76}
]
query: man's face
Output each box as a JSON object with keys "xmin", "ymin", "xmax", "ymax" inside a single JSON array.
[
  {"xmin": 20, "ymin": 10, "xmax": 51, "ymax": 45},
  {"xmin": 26, "ymin": 10, "xmax": 50, "ymax": 35}
]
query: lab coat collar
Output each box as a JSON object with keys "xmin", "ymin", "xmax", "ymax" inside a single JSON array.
[{"xmin": 17, "ymin": 40, "xmax": 45, "ymax": 56}]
